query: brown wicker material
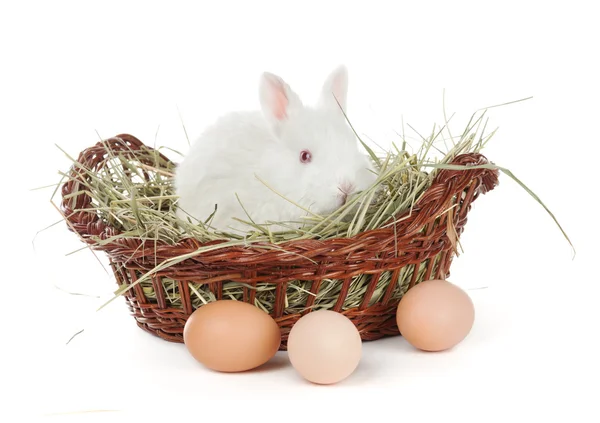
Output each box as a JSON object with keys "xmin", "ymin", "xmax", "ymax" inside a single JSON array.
[{"xmin": 60, "ymin": 134, "xmax": 499, "ymax": 350}]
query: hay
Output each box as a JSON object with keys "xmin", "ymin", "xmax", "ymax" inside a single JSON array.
[
  {"xmin": 50, "ymin": 100, "xmax": 573, "ymax": 313},
  {"xmin": 56, "ymin": 115, "xmax": 480, "ymax": 247}
]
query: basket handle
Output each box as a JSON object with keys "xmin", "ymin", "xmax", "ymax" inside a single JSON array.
[
  {"xmin": 59, "ymin": 134, "xmax": 172, "ymax": 245},
  {"xmin": 432, "ymin": 152, "xmax": 498, "ymax": 194},
  {"xmin": 395, "ymin": 152, "xmax": 499, "ymax": 236}
]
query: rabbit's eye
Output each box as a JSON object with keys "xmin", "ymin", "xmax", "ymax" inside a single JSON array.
[{"xmin": 300, "ymin": 150, "xmax": 312, "ymax": 163}]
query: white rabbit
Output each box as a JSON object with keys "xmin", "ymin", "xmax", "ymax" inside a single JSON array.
[{"xmin": 174, "ymin": 65, "xmax": 377, "ymax": 233}]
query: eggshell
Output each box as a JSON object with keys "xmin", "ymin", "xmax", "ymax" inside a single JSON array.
[
  {"xmin": 183, "ymin": 300, "xmax": 281, "ymax": 372},
  {"xmin": 287, "ymin": 310, "xmax": 362, "ymax": 385},
  {"xmin": 396, "ymin": 279, "xmax": 475, "ymax": 352}
]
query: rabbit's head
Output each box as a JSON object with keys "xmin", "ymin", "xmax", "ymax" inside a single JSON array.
[{"xmin": 258, "ymin": 66, "xmax": 377, "ymax": 216}]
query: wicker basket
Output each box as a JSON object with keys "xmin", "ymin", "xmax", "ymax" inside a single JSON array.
[{"xmin": 60, "ymin": 134, "xmax": 499, "ymax": 350}]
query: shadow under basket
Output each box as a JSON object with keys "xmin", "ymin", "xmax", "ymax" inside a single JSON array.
[{"xmin": 60, "ymin": 134, "xmax": 499, "ymax": 350}]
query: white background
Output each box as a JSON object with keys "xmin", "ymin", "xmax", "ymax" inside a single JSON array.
[{"xmin": 2, "ymin": 1, "xmax": 599, "ymax": 421}]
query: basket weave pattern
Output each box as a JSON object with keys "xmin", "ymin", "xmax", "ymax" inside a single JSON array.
[{"xmin": 61, "ymin": 134, "xmax": 499, "ymax": 350}]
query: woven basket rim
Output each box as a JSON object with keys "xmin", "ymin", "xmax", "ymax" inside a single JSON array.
[{"xmin": 60, "ymin": 133, "xmax": 499, "ymax": 260}]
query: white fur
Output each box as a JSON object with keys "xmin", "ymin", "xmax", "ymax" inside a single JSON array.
[{"xmin": 174, "ymin": 65, "xmax": 376, "ymax": 233}]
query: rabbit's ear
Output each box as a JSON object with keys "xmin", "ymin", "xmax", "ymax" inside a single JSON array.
[
  {"xmin": 319, "ymin": 65, "xmax": 348, "ymax": 113},
  {"xmin": 259, "ymin": 72, "xmax": 302, "ymax": 125}
]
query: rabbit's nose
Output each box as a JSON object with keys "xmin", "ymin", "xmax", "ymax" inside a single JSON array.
[
  {"xmin": 338, "ymin": 181, "xmax": 355, "ymax": 205},
  {"xmin": 339, "ymin": 181, "xmax": 355, "ymax": 195}
]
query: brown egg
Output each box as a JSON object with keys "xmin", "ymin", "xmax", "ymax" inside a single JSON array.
[
  {"xmin": 287, "ymin": 310, "xmax": 362, "ymax": 385},
  {"xmin": 396, "ymin": 279, "xmax": 475, "ymax": 352},
  {"xmin": 183, "ymin": 300, "xmax": 281, "ymax": 372}
]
